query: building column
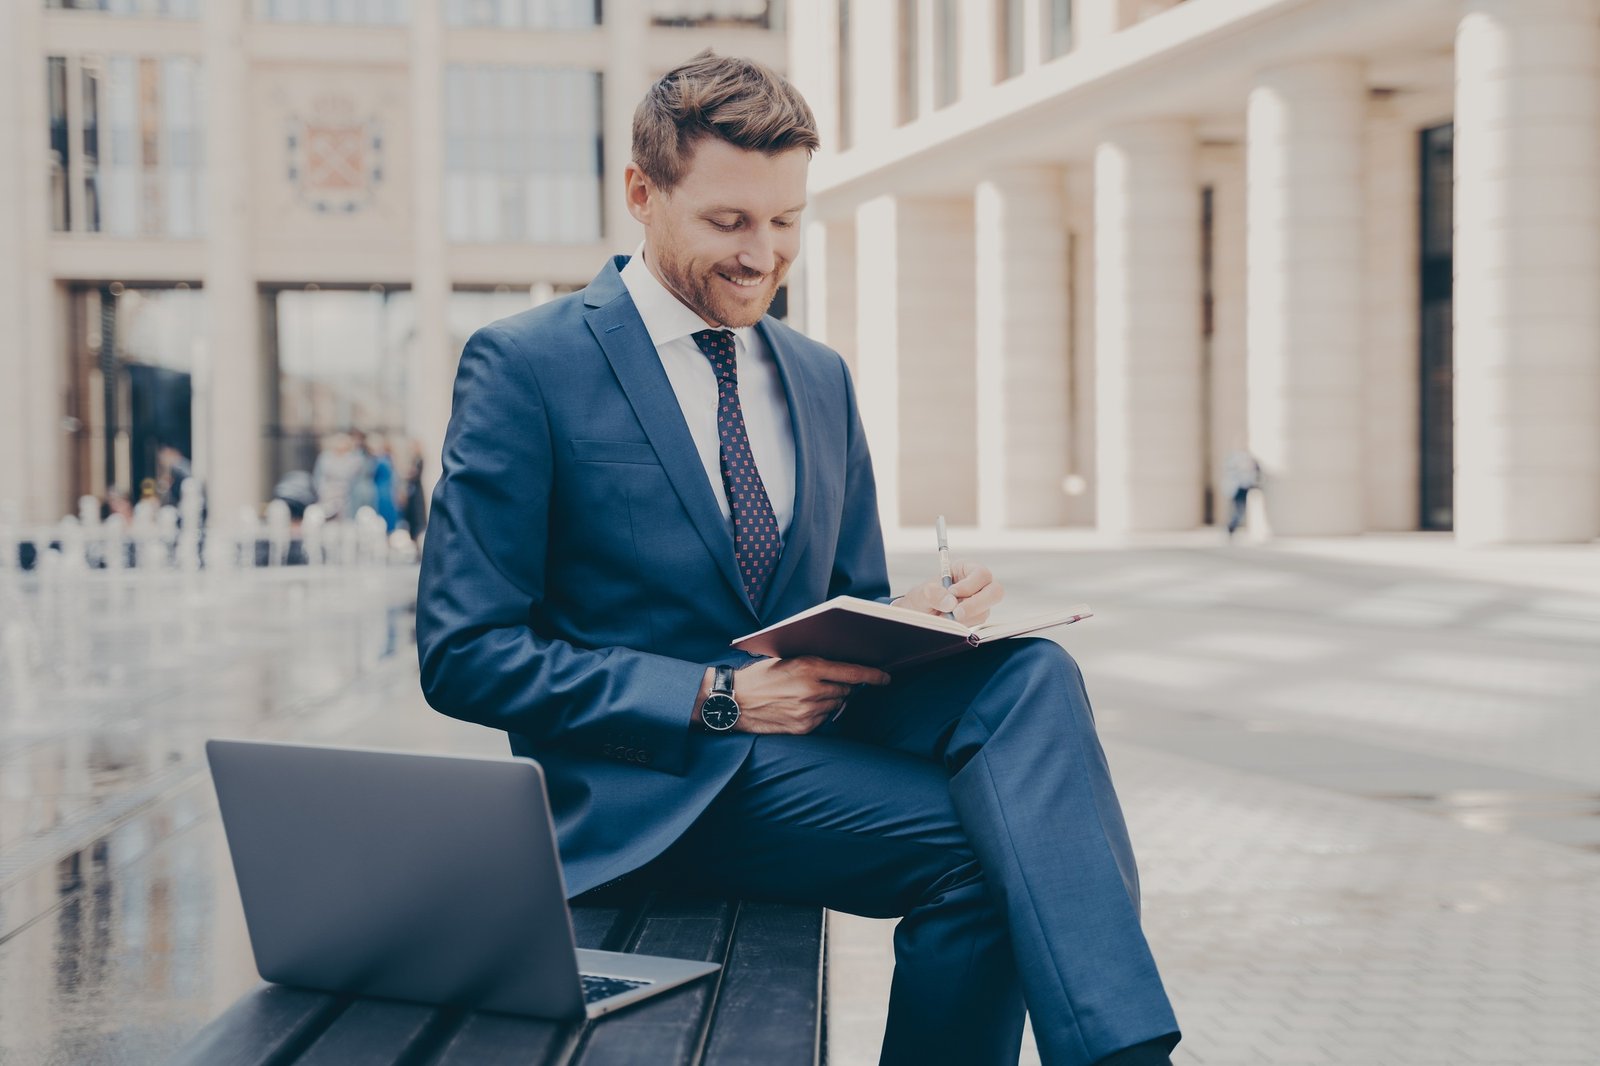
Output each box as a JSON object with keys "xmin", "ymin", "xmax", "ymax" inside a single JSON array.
[
  {"xmin": 1093, "ymin": 120, "xmax": 1203, "ymax": 533},
  {"xmin": 1363, "ymin": 92, "xmax": 1421, "ymax": 532},
  {"xmin": 975, "ymin": 168, "xmax": 1070, "ymax": 529},
  {"xmin": 603, "ymin": 0, "xmax": 648, "ymax": 251},
  {"xmin": 801, "ymin": 218, "xmax": 857, "ymax": 378},
  {"xmin": 1246, "ymin": 60, "xmax": 1366, "ymax": 536},
  {"xmin": 202, "ymin": 0, "xmax": 262, "ymax": 521},
  {"xmin": 960, "ymin": 0, "xmax": 999, "ymax": 94},
  {"xmin": 1075, "ymin": 0, "xmax": 1121, "ymax": 43},
  {"xmin": 847, "ymin": 0, "xmax": 898, "ymax": 145},
  {"xmin": 855, "ymin": 196, "xmax": 977, "ymax": 533},
  {"xmin": 1, "ymin": 2, "xmax": 62, "ymax": 524},
  {"xmin": 1454, "ymin": 0, "xmax": 1600, "ymax": 544},
  {"xmin": 409, "ymin": 0, "xmax": 451, "ymax": 512}
]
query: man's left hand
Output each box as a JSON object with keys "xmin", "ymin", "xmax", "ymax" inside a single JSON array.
[{"xmin": 895, "ymin": 561, "xmax": 1004, "ymax": 626}]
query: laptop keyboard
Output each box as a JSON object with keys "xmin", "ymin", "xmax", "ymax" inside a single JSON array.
[{"xmin": 580, "ymin": 973, "xmax": 653, "ymax": 1003}]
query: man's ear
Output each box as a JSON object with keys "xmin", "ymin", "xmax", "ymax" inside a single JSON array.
[{"xmin": 623, "ymin": 162, "xmax": 655, "ymax": 226}]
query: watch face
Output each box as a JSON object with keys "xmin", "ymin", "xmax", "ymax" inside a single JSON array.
[{"xmin": 701, "ymin": 693, "xmax": 740, "ymax": 732}]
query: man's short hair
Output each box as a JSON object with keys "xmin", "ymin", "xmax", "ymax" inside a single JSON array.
[{"xmin": 632, "ymin": 49, "xmax": 819, "ymax": 192}]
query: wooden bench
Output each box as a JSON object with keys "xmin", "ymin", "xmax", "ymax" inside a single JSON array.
[{"xmin": 176, "ymin": 892, "xmax": 827, "ymax": 1066}]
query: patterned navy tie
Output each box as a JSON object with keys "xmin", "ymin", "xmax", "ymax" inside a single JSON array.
[{"xmin": 691, "ymin": 328, "xmax": 781, "ymax": 611}]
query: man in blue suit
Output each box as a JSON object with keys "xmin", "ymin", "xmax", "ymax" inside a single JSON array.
[{"xmin": 417, "ymin": 51, "xmax": 1179, "ymax": 1066}]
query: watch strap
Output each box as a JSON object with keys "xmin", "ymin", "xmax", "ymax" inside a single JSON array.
[{"xmin": 712, "ymin": 665, "xmax": 736, "ymax": 697}]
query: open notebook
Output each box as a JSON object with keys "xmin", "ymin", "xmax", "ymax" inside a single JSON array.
[{"xmin": 731, "ymin": 596, "xmax": 1092, "ymax": 671}]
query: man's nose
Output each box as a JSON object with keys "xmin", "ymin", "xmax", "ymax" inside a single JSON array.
[{"xmin": 738, "ymin": 233, "xmax": 776, "ymax": 275}]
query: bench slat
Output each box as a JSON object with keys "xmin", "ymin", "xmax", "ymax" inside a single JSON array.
[
  {"xmin": 427, "ymin": 899, "xmax": 649, "ymax": 1065},
  {"xmin": 570, "ymin": 899, "xmax": 643, "ymax": 952},
  {"xmin": 701, "ymin": 904, "xmax": 826, "ymax": 1066},
  {"xmin": 179, "ymin": 897, "xmax": 825, "ymax": 1066},
  {"xmin": 567, "ymin": 897, "xmax": 736, "ymax": 1066},
  {"xmin": 295, "ymin": 999, "xmax": 455, "ymax": 1066},
  {"xmin": 430, "ymin": 1011, "xmax": 576, "ymax": 1066},
  {"xmin": 172, "ymin": 983, "xmax": 347, "ymax": 1066}
]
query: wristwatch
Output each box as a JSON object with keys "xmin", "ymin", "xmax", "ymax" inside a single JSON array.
[{"xmin": 699, "ymin": 666, "xmax": 740, "ymax": 733}]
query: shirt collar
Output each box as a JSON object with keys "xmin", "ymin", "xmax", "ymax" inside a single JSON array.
[{"xmin": 619, "ymin": 244, "xmax": 755, "ymax": 349}]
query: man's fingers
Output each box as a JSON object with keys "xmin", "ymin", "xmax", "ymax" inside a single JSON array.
[
  {"xmin": 800, "ymin": 657, "xmax": 891, "ymax": 686},
  {"xmin": 952, "ymin": 581, "xmax": 1004, "ymax": 624},
  {"xmin": 949, "ymin": 562, "xmax": 992, "ymax": 596}
]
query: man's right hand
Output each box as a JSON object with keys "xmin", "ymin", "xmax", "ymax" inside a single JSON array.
[{"xmin": 723, "ymin": 657, "xmax": 891, "ymax": 734}]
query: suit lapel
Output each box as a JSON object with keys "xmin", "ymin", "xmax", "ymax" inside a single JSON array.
[
  {"xmin": 583, "ymin": 264, "xmax": 754, "ymax": 619},
  {"xmin": 756, "ymin": 318, "xmax": 820, "ymax": 623}
]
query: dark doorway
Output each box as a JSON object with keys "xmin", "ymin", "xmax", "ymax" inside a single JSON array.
[
  {"xmin": 127, "ymin": 364, "xmax": 192, "ymax": 493},
  {"xmin": 1418, "ymin": 124, "xmax": 1454, "ymax": 530}
]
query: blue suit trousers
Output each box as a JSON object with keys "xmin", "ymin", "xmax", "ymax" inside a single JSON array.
[{"xmin": 659, "ymin": 638, "xmax": 1181, "ymax": 1066}]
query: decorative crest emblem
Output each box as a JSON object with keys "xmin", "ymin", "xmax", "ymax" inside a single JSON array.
[{"xmin": 286, "ymin": 96, "xmax": 384, "ymax": 214}]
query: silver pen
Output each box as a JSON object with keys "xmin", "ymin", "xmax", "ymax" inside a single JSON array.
[{"xmin": 936, "ymin": 515, "xmax": 956, "ymax": 621}]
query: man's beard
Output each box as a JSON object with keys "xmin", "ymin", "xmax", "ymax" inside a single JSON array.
[{"xmin": 656, "ymin": 247, "xmax": 783, "ymax": 329}]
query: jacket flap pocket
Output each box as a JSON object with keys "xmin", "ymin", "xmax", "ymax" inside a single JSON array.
[{"xmin": 570, "ymin": 438, "xmax": 661, "ymax": 465}]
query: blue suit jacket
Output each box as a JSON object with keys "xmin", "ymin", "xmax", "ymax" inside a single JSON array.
[{"xmin": 416, "ymin": 256, "xmax": 891, "ymax": 897}]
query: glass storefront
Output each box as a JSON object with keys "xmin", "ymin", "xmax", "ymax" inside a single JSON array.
[
  {"xmin": 64, "ymin": 284, "xmax": 204, "ymax": 506},
  {"xmin": 264, "ymin": 286, "xmax": 414, "ymax": 489}
]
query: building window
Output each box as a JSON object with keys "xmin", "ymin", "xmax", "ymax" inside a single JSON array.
[
  {"xmin": 444, "ymin": 65, "xmax": 604, "ymax": 244},
  {"xmin": 997, "ymin": 0, "xmax": 1025, "ymax": 80},
  {"xmin": 253, "ymin": 0, "xmax": 409, "ymax": 24},
  {"xmin": 46, "ymin": 0, "xmax": 200, "ymax": 17},
  {"xmin": 47, "ymin": 54, "xmax": 204, "ymax": 238},
  {"xmin": 48, "ymin": 58, "xmax": 71, "ymax": 231},
  {"xmin": 896, "ymin": 0, "xmax": 918, "ymax": 125},
  {"xmin": 648, "ymin": 1, "xmax": 780, "ymax": 29},
  {"xmin": 1047, "ymin": 0, "xmax": 1072, "ymax": 58},
  {"xmin": 265, "ymin": 285, "xmax": 414, "ymax": 490},
  {"xmin": 934, "ymin": 0, "xmax": 957, "ymax": 108},
  {"xmin": 444, "ymin": 0, "xmax": 598, "ymax": 28}
]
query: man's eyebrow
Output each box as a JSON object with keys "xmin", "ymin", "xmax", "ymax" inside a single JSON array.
[{"xmin": 702, "ymin": 203, "xmax": 808, "ymax": 216}]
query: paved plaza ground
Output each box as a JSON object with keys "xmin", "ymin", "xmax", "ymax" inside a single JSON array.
[{"xmin": 0, "ymin": 535, "xmax": 1596, "ymax": 1064}]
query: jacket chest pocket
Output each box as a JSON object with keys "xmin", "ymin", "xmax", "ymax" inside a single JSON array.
[{"xmin": 569, "ymin": 438, "xmax": 660, "ymax": 466}]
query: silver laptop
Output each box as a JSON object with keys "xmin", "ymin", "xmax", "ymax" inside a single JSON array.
[{"xmin": 205, "ymin": 738, "xmax": 720, "ymax": 1019}]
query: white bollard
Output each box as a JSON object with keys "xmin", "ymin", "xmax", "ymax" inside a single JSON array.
[
  {"xmin": 179, "ymin": 478, "xmax": 205, "ymax": 571},
  {"xmin": 103, "ymin": 513, "xmax": 132, "ymax": 571},
  {"xmin": 302, "ymin": 505, "xmax": 327, "ymax": 566},
  {"xmin": 232, "ymin": 505, "xmax": 260, "ymax": 571},
  {"xmin": 56, "ymin": 515, "xmax": 87, "ymax": 572},
  {"xmin": 265, "ymin": 500, "xmax": 292, "ymax": 567}
]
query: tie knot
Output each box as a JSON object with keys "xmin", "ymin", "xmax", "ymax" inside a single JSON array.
[{"xmin": 691, "ymin": 328, "xmax": 738, "ymax": 383}]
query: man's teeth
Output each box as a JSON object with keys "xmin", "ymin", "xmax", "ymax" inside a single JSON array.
[{"xmin": 723, "ymin": 274, "xmax": 762, "ymax": 288}]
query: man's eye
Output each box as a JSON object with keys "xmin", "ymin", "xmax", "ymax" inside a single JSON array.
[
  {"xmin": 710, "ymin": 219, "xmax": 740, "ymax": 231},
  {"xmin": 774, "ymin": 218, "xmax": 797, "ymax": 229}
]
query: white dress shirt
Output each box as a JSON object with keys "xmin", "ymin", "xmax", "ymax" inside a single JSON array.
[{"xmin": 619, "ymin": 248, "xmax": 796, "ymax": 537}]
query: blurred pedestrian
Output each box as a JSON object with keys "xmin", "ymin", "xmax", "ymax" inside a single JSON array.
[
  {"xmin": 101, "ymin": 488, "xmax": 133, "ymax": 523},
  {"xmin": 348, "ymin": 429, "xmax": 379, "ymax": 516},
  {"xmin": 400, "ymin": 439, "xmax": 426, "ymax": 542},
  {"xmin": 157, "ymin": 442, "xmax": 206, "ymax": 526},
  {"xmin": 369, "ymin": 434, "xmax": 399, "ymax": 533},
  {"xmin": 1222, "ymin": 445, "xmax": 1262, "ymax": 540},
  {"xmin": 312, "ymin": 431, "xmax": 363, "ymax": 520}
]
